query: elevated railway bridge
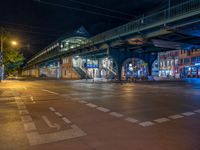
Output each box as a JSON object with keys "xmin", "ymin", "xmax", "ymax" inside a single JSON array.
[{"xmin": 23, "ymin": 0, "xmax": 200, "ymax": 80}]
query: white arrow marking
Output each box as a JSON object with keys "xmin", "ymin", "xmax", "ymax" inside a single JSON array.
[{"xmin": 42, "ymin": 115, "xmax": 60, "ymax": 130}]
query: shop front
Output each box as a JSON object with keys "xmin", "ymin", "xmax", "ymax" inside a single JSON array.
[
  {"xmin": 83, "ymin": 59, "xmax": 99, "ymax": 78},
  {"xmin": 180, "ymin": 56, "xmax": 200, "ymax": 78},
  {"xmin": 122, "ymin": 58, "xmax": 148, "ymax": 80},
  {"xmin": 39, "ymin": 61, "xmax": 61, "ymax": 78}
]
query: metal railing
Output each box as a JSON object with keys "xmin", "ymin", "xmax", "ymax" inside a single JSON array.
[{"xmin": 90, "ymin": 0, "xmax": 200, "ymax": 45}]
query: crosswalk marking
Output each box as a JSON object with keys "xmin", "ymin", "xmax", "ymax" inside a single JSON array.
[
  {"xmin": 182, "ymin": 112, "xmax": 195, "ymax": 116},
  {"xmin": 154, "ymin": 118, "xmax": 170, "ymax": 123},
  {"xmin": 125, "ymin": 117, "xmax": 139, "ymax": 123},
  {"xmin": 96, "ymin": 107, "xmax": 110, "ymax": 112},
  {"xmin": 109, "ymin": 112, "xmax": 124, "ymax": 117},
  {"xmin": 139, "ymin": 121, "xmax": 155, "ymax": 127},
  {"xmin": 168, "ymin": 114, "xmax": 183, "ymax": 119}
]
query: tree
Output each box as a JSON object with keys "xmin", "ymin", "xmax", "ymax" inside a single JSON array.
[
  {"xmin": 3, "ymin": 46, "xmax": 24, "ymax": 75},
  {"xmin": 1, "ymin": 33, "xmax": 24, "ymax": 75}
]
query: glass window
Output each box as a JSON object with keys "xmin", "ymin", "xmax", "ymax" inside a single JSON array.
[{"xmin": 184, "ymin": 58, "xmax": 190, "ymax": 65}]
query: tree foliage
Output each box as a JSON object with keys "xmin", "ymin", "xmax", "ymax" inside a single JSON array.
[{"xmin": 2, "ymin": 36, "xmax": 24, "ymax": 75}]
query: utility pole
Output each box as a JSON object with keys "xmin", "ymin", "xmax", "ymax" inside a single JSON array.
[
  {"xmin": 0, "ymin": 27, "xmax": 4, "ymax": 82},
  {"xmin": 168, "ymin": 0, "xmax": 171, "ymax": 18}
]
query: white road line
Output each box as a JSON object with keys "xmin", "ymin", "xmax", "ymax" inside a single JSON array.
[
  {"xmin": 154, "ymin": 118, "xmax": 170, "ymax": 123},
  {"xmin": 96, "ymin": 107, "xmax": 110, "ymax": 113},
  {"xmin": 17, "ymin": 102, "xmax": 24, "ymax": 106},
  {"xmin": 0, "ymin": 97, "xmax": 15, "ymax": 101},
  {"xmin": 86, "ymin": 103, "xmax": 98, "ymax": 108},
  {"xmin": 42, "ymin": 116, "xmax": 60, "ymax": 130},
  {"xmin": 21, "ymin": 115, "xmax": 33, "ymax": 123},
  {"xmin": 24, "ymin": 122, "xmax": 37, "ymax": 132},
  {"xmin": 79, "ymin": 100, "xmax": 87, "ymax": 104},
  {"xmin": 62, "ymin": 117, "xmax": 72, "ymax": 124},
  {"xmin": 139, "ymin": 121, "xmax": 155, "ymax": 127},
  {"xmin": 194, "ymin": 109, "xmax": 200, "ymax": 113},
  {"xmin": 54, "ymin": 112, "xmax": 63, "ymax": 117},
  {"xmin": 182, "ymin": 112, "xmax": 195, "ymax": 116},
  {"xmin": 26, "ymin": 132, "xmax": 42, "ymax": 146},
  {"xmin": 109, "ymin": 112, "xmax": 124, "ymax": 118},
  {"xmin": 125, "ymin": 117, "xmax": 139, "ymax": 123},
  {"xmin": 71, "ymin": 98, "xmax": 80, "ymax": 101},
  {"xmin": 23, "ymin": 86, "xmax": 27, "ymax": 90},
  {"xmin": 49, "ymin": 107, "xmax": 56, "ymax": 112},
  {"xmin": 14, "ymin": 97, "xmax": 21, "ymax": 100},
  {"xmin": 168, "ymin": 114, "xmax": 183, "ymax": 119},
  {"xmin": 70, "ymin": 124, "xmax": 87, "ymax": 136},
  {"xmin": 30, "ymin": 96, "xmax": 35, "ymax": 103},
  {"xmin": 19, "ymin": 110, "xmax": 29, "ymax": 115},
  {"xmin": 18, "ymin": 105, "xmax": 27, "ymax": 110},
  {"xmin": 27, "ymin": 125, "xmax": 86, "ymax": 146},
  {"xmin": 42, "ymin": 89, "xmax": 59, "ymax": 95}
]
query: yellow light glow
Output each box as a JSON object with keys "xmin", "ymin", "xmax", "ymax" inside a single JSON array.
[{"xmin": 11, "ymin": 41, "xmax": 18, "ymax": 46}]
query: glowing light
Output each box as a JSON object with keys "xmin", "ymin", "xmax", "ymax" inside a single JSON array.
[
  {"xmin": 195, "ymin": 63, "xmax": 200, "ymax": 66},
  {"xmin": 11, "ymin": 41, "xmax": 18, "ymax": 46}
]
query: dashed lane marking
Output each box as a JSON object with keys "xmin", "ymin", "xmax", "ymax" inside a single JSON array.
[
  {"xmin": 62, "ymin": 117, "xmax": 72, "ymax": 124},
  {"xmin": 0, "ymin": 97, "xmax": 15, "ymax": 101},
  {"xmin": 109, "ymin": 112, "xmax": 124, "ymax": 118},
  {"xmin": 21, "ymin": 115, "xmax": 33, "ymax": 123},
  {"xmin": 42, "ymin": 89, "xmax": 59, "ymax": 95},
  {"xmin": 18, "ymin": 105, "xmax": 26, "ymax": 110},
  {"xmin": 96, "ymin": 107, "xmax": 110, "ymax": 113},
  {"xmin": 194, "ymin": 109, "xmax": 200, "ymax": 113},
  {"xmin": 19, "ymin": 110, "xmax": 29, "ymax": 115},
  {"xmin": 71, "ymin": 98, "xmax": 80, "ymax": 101},
  {"xmin": 86, "ymin": 103, "xmax": 98, "ymax": 108},
  {"xmin": 17, "ymin": 102, "xmax": 24, "ymax": 106},
  {"xmin": 24, "ymin": 122, "xmax": 37, "ymax": 132},
  {"xmin": 168, "ymin": 114, "xmax": 184, "ymax": 119},
  {"xmin": 79, "ymin": 100, "xmax": 88, "ymax": 104},
  {"xmin": 125, "ymin": 117, "xmax": 139, "ymax": 123},
  {"xmin": 139, "ymin": 121, "xmax": 155, "ymax": 127},
  {"xmin": 54, "ymin": 112, "xmax": 63, "ymax": 117},
  {"xmin": 49, "ymin": 107, "xmax": 56, "ymax": 112},
  {"xmin": 30, "ymin": 96, "xmax": 36, "ymax": 104},
  {"xmin": 182, "ymin": 112, "xmax": 195, "ymax": 116},
  {"xmin": 14, "ymin": 97, "xmax": 21, "ymax": 100},
  {"xmin": 154, "ymin": 118, "xmax": 170, "ymax": 123}
]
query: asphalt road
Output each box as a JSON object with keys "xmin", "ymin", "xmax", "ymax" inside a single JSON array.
[{"xmin": 0, "ymin": 79, "xmax": 200, "ymax": 150}]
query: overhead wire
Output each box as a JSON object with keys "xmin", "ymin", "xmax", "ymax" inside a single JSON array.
[
  {"xmin": 33, "ymin": 0, "xmax": 131, "ymax": 21},
  {"xmin": 60, "ymin": 0, "xmax": 136, "ymax": 18}
]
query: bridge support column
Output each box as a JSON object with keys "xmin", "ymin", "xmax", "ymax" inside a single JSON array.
[
  {"xmin": 143, "ymin": 53, "xmax": 158, "ymax": 76},
  {"xmin": 109, "ymin": 48, "xmax": 158, "ymax": 80},
  {"xmin": 109, "ymin": 48, "xmax": 129, "ymax": 81}
]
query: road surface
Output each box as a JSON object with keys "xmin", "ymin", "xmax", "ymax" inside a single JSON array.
[{"xmin": 0, "ymin": 79, "xmax": 200, "ymax": 150}]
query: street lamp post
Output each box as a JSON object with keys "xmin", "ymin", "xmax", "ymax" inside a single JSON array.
[
  {"xmin": 168, "ymin": 0, "xmax": 171, "ymax": 18},
  {"xmin": 0, "ymin": 28, "xmax": 4, "ymax": 82}
]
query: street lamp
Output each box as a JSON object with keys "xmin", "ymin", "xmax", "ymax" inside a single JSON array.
[{"xmin": 11, "ymin": 41, "xmax": 18, "ymax": 46}]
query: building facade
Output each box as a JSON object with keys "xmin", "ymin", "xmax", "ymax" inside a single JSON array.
[
  {"xmin": 158, "ymin": 49, "xmax": 200, "ymax": 79},
  {"xmin": 179, "ymin": 49, "xmax": 200, "ymax": 78},
  {"xmin": 158, "ymin": 50, "xmax": 179, "ymax": 78}
]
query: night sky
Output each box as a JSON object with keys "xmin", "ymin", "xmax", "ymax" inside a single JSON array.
[{"xmin": 0, "ymin": 0, "xmax": 187, "ymax": 60}]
